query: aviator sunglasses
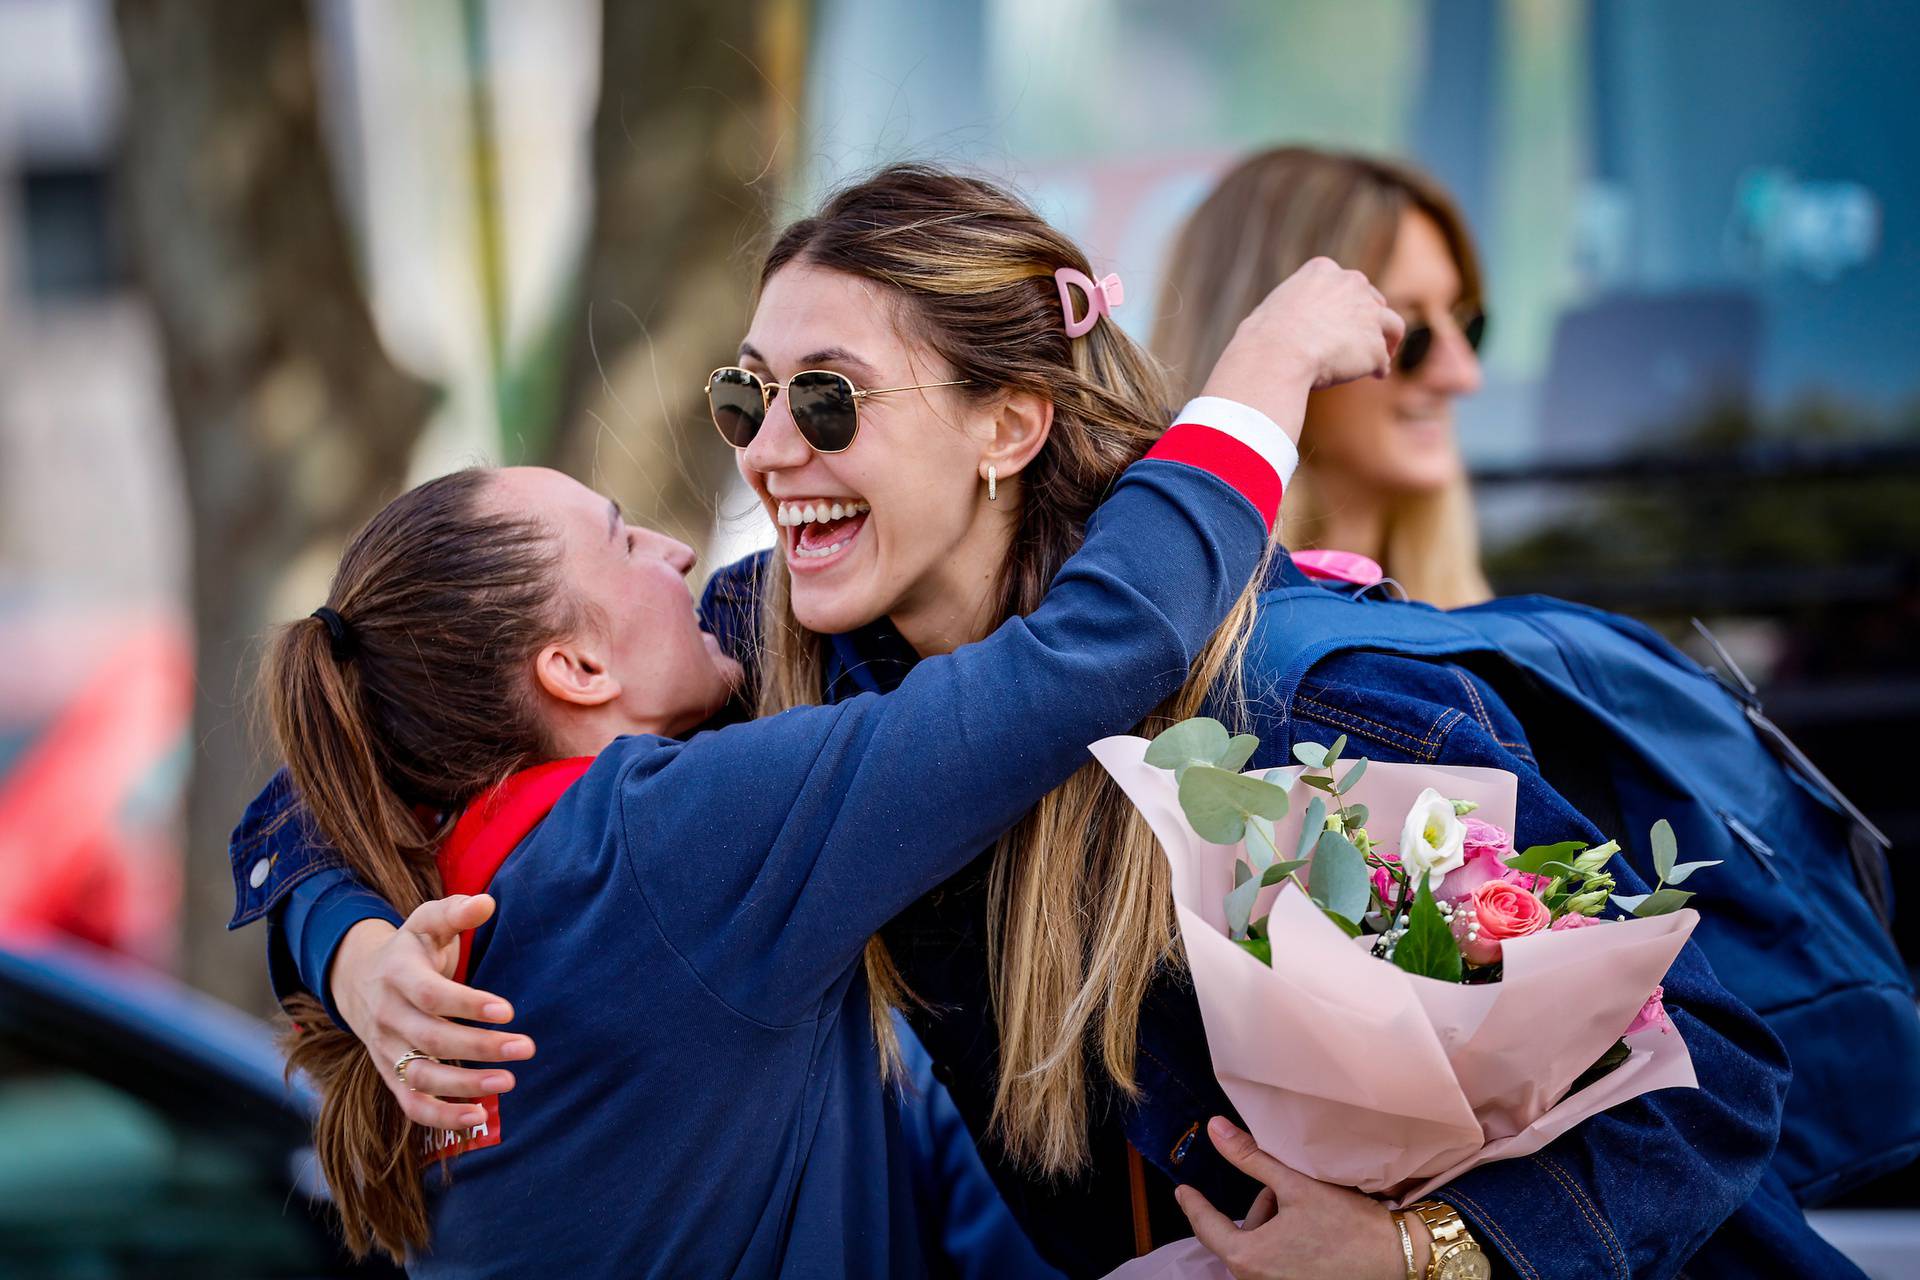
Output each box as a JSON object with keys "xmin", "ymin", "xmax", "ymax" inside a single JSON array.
[
  {"xmin": 705, "ymin": 366, "xmax": 972, "ymax": 454},
  {"xmin": 1396, "ymin": 306, "xmax": 1487, "ymax": 375}
]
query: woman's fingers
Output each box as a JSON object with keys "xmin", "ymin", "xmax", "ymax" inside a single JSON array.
[
  {"xmin": 395, "ymin": 1059, "xmax": 515, "ymax": 1101},
  {"xmin": 1173, "ymin": 1184, "xmax": 1247, "ymax": 1272},
  {"xmin": 399, "ymin": 967, "xmax": 515, "ymax": 1024},
  {"xmin": 402, "ymin": 893, "xmax": 496, "ymax": 955},
  {"xmin": 390, "ymin": 1080, "xmax": 489, "ymax": 1131},
  {"xmin": 1242, "ymin": 1185, "xmax": 1280, "ymax": 1230},
  {"xmin": 391, "ymin": 1008, "xmax": 535, "ymax": 1066},
  {"xmin": 1205, "ymin": 1116, "xmax": 1312, "ymax": 1199}
]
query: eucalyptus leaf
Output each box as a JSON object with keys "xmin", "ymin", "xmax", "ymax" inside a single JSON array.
[
  {"xmin": 1294, "ymin": 797, "xmax": 1328, "ymax": 863},
  {"xmin": 1392, "ymin": 874, "xmax": 1463, "ymax": 982},
  {"xmin": 1246, "ymin": 815, "xmax": 1278, "ymax": 870},
  {"xmin": 1216, "ymin": 734, "xmax": 1261, "ymax": 775},
  {"xmin": 1146, "ymin": 717, "xmax": 1232, "ymax": 775},
  {"xmin": 1337, "ymin": 758, "xmax": 1369, "ymax": 794},
  {"xmin": 1609, "ymin": 892, "xmax": 1649, "ymax": 914},
  {"xmin": 1292, "ymin": 742, "xmax": 1327, "ymax": 769},
  {"xmin": 1233, "ymin": 859, "xmax": 1252, "ymax": 888},
  {"xmin": 1309, "ymin": 829, "xmax": 1371, "ymax": 924},
  {"xmin": 1325, "ymin": 734, "xmax": 1348, "ymax": 767},
  {"xmin": 1663, "ymin": 858, "xmax": 1723, "ymax": 886},
  {"xmin": 1629, "ymin": 886, "xmax": 1695, "ymax": 918},
  {"xmin": 1225, "ymin": 874, "xmax": 1261, "ymax": 938},
  {"xmin": 1505, "ymin": 841, "xmax": 1588, "ymax": 876},
  {"xmin": 1263, "ymin": 768, "xmax": 1296, "ymax": 791},
  {"xmin": 1298, "ymin": 774, "xmax": 1337, "ymax": 792},
  {"xmin": 1260, "ymin": 858, "xmax": 1310, "ymax": 887},
  {"xmin": 1345, "ymin": 803, "xmax": 1369, "ymax": 830},
  {"xmin": 1650, "ymin": 819, "xmax": 1678, "ymax": 881},
  {"xmin": 1178, "ymin": 765, "xmax": 1292, "ymax": 844}
]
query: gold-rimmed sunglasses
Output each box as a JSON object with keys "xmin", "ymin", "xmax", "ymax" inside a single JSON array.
[{"xmin": 703, "ymin": 366, "xmax": 971, "ymax": 454}]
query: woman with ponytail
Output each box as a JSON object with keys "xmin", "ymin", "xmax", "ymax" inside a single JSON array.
[
  {"xmin": 237, "ymin": 211, "xmax": 1398, "ymax": 1275},
  {"xmin": 243, "ymin": 166, "xmax": 1786, "ymax": 1278}
]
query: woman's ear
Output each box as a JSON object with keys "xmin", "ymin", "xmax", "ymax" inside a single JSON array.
[
  {"xmin": 980, "ymin": 389, "xmax": 1054, "ymax": 483},
  {"xmin": 533, "ymin": 638, "xmax": 622, "ymax": 709}
]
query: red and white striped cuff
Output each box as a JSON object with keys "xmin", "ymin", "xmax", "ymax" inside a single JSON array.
[{"xmin": 1143, "ymin": 396, "xmax": 1300, "ymax": 533}]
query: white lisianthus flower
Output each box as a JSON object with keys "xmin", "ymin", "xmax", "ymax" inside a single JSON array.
[{"xmin": 1398, "ymin": 788, "xmax": 1468, "ymax": 885}]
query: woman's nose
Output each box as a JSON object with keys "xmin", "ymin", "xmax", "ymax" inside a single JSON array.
[
  {"xmin": 740, "ymin": 387, "xmax": 812, "ymax": 473},
  {"xmin": 634, "ymin": 527, "xmax": 697, "ymax": 575},
  {"xmin": 1415, "ymin": 321, "xmax": 1484, "ymax": 397}
]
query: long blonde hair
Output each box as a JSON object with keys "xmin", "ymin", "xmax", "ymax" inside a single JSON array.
[
  {"xmin": 753, "ymin": 164, "xmax": 1265, "ymax": 1172},
  {"xmin": 1154, "ymin": 146, "xmax": 1493, "ymax": 608}
]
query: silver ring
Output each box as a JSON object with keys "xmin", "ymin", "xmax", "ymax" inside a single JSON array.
[{"xmin": 394, "ymin": 1049, "xmax": 436, "ymax": 1090}]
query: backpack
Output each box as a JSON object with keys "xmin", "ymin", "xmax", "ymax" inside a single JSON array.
[{"xmin": 1248, "ymin": 582, "xmax": 1920, "ymax": 1204}]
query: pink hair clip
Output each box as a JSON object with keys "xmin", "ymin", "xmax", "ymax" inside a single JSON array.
[{"xmin": 1055, "ymin": 267, "xmax": 1125, "ymax": 338}]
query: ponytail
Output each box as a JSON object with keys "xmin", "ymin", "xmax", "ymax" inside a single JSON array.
[{"xmin": 257, "ymin": 467, "xmax": 577, "ymax": 1261}]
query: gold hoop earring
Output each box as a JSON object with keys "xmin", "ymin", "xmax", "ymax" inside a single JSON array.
[{"xmin": 986, "ymin": 465, "xmax": 998, "ymax": 502}]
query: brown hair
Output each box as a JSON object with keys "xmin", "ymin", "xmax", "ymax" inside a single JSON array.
[
  {"xmin": 753, "ymin": 164, "xmax": 1265, "ymax": 1171},
  {"xmin": 261, "ymin": 467, "xmax": 578, "ymax": 1261},
  {"xmin": 1153, "ymin": 145, "xmax": 1493, "ymax": 607}
]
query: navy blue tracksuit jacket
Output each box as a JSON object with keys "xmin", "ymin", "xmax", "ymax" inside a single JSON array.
[{"xmin": 229, "ymin": 409, "xmax": 1285, "ymax": 1277}]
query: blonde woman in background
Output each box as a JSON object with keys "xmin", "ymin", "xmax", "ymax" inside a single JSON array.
[{"xmin": 1155, "ymin": 145, "xmax": 1495, "ymax": 608}]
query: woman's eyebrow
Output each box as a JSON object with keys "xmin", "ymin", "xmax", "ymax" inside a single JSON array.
[{"xmin": 737, "ymin": 341, "xmax": 881, "ymax": 384}]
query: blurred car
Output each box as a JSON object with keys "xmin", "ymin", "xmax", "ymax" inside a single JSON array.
[{"xmin": 0, "ymin": 933, "xmax": 401, "ymax": 1279}]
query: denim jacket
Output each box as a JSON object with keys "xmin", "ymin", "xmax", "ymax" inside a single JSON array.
[{"xmin": 232, "ymin": 549, "xmax": 1807, "ymax": 1279}]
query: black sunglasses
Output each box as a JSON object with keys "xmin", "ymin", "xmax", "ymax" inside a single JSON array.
[
  {"xmin": 704, "ymin": 366, "xmax": 972, "ymax": 454},
  {"xmin": 1396, "ymin": 307, "xmax": 1487, "ymax": 375}
]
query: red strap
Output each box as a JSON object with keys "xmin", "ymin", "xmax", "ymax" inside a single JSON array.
[
  {"xmin": 436, "ymin": 757, "xmax": 593, "ymax": 981},
  {"xmin": 1145, "ymin": 424, "xmax": 1284, "ymax": 533}
]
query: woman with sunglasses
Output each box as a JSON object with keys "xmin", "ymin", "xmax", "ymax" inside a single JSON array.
[
  {"xmin": 1154, "ymin": 146, "xmax": 1493, "ymax": 609},
  {"xmin": 238, "ymin": 167, "xmax": 1786, "ymax": 1278}
]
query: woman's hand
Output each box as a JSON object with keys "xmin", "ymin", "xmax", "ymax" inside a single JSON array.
[
  {"xmin": 1199, "ymin": 257, "xmax": 1406, "ymax": 442},
  {"xmin": 1175, "ymin": 1117, "xmax": 1424, "ymax": 1280},
  {"xmin": 328, "ymin": 893, "xmax": 536, "ymax": 1129}
]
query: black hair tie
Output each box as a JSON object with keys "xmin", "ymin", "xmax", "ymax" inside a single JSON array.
[{"xmin": 310, "ymin": 606, "xmax": 357, "ymax": 661}]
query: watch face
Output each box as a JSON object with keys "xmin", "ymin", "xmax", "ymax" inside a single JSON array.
[{"xmin": 1436, "ymin": 1247, "xmax": 1493, "ymax": 1280}]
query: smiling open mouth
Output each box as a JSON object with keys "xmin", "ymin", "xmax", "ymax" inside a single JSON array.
[{"xmin": 777, "ymin": 498, "xmax": 870, "ymax": 569}]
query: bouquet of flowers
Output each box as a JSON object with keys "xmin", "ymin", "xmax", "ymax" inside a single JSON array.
[{"xmin": 1090, "ymin": 719, "xmax": 1711, "ymax": 1208}]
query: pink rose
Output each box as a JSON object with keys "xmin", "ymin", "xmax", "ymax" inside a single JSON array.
[
  {"xmin": 1625, "ymin": 986, "xmax": 1671, "ymax": 1036},
  {"xmin": 1437, "ymin": 819, "xmax": 1545, "ymax": 901},
  {"xmin": 1370, "ymin": 849, "xmax": 1403, "ymax": 907},
  {"xmin": 1550, "ymin": 912, "xmax": 1602, "ymax": 931},
  {"xmin": 1455, "ymin": 879, "xmax": 1551, "ymax": 965}
]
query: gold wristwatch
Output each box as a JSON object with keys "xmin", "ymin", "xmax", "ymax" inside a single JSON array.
[{"xmin": 1409, "ymin": 1200, "xmax": 1491, "ymax": 1280}]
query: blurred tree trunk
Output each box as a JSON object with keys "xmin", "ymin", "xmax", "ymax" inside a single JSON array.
[
  {"xmin": 113, "ymin": 0, "xmax": 435, "ymax": 1009},
  {"xmin": 544, "ymin": 0, "xmax": 804, "ymax": 552}
]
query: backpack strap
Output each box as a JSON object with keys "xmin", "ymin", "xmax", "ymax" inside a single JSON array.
[{"xmin": 437, "ymin": 756, "xmax": 594, "ymax": 981}]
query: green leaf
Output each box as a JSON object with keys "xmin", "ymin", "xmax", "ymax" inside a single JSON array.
[
  {"xmin": 1308, "ymin": 829, "xmax": 1371, "ymax": 924},
  {"xmin": 1392, "ymin": 874, "xmax": 1463, "ymax": 982},
  {"xmin": 1233, "ymin": 859, "xmax": 1253, "ymax": 888},
  {"xmin": 1246, "ymin": 815, "xmax": 1277, "ymax": 870},
  {"xmin": 1345, "ymin": 803, "xmax": 1369, "ymax": 829},
  {"xmin": 1294, "ymin": 796, "xmax": 1328, "ymax": 863},
  {"xmin": 1505, "ymin": 841, "xmax": 1588, "ymax": 876},
  {"xmin": 1321, "ymin": 908, "xmax": 1363, "ymax": 938},
  {"xmin": 1324, "ymin": 734, "xmax": 1349, "ymax": 767},
  {"xmin": 1292, "ymin": 742, "xmax": 1328, "ymax": 769},
  {"xmin": 1650, "ymin": 819, "xmax": 1678, "ymax": 882},
  {"xmin": 1225, "ymin": 875, "xmax": 1261, "ymax": 938},
  {"xmin": 1609, "ymin": 892, "xmax": 1649, "ymax": 914},
  {"xmin": 1259, "ymin": 858, "xmax": 1310, "ymax": 887},
  {"xmin": 1627, "ymin": 886, "xmax": 1695, "ymax": 918},
  {"xmin": 1234, "ymin": 935, "xmax": 1273, "ymax": 966},
  {"xmin": 1262, "ymin": 768, "xmax": 1295, "ymax": 791},
  {"xmin": 1297, "ymin": 774, "xmax": 1337, "ymax": 792},
  {"xmin": 1337, "ymin": 758, "xmax": 1369, "ymax": 794},
  {"xmin": 1178, "ymin": 765, "xmax": 1292, "ymax": 844},
  {"xmin": 1216, "ymin": 734, "xmax": 1261, "ymax": 775},
  {"xmin": 1663, "ymin": 858, "xmax": 1723, "ymax": 886},
  {"xmin": 1567, "ymin": 1038, "xmax": 1633, "ymax": 1096},
  {"xmin": 1146, "ymin": 717, "xmax": 1232, "ymax": 776}
]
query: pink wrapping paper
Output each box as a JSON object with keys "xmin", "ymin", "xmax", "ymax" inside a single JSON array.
[{"xmin": 1090, "ymin": 735, "xmax": 1699, "ymax": 1278}]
